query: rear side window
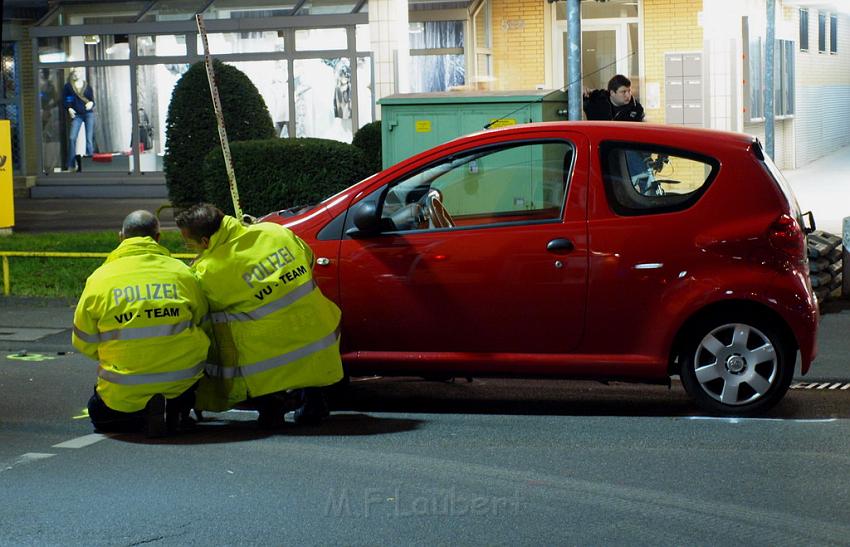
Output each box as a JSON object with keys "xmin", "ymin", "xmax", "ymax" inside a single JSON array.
[{"xmin": 600, "ymin": 142, "xmax": 718, "ymax": 216}]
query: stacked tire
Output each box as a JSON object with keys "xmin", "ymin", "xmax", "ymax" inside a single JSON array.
[{"xmin": 807, "ymin": 230, "xmax": 843, "ymax": 304}]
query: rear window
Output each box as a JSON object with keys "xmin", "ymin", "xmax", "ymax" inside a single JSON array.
[
  {"xmin": 755, "ymin": 140, "xmax": 802, "ymax": 217},
  {"xmin": 600, "ymin": 142, "xmax": 719, "ymax": 216}
]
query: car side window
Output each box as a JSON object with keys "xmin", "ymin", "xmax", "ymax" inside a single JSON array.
[
  {"xmin": 380, "ymin": 141, "xmax": 574, "ymax": 231},
  {"xmin": 600, "ymin": 142, "xmax": 718, "ymax": 216}
]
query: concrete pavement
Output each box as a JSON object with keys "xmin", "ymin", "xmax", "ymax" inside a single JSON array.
[{"xmin": 782, "ymin": 144, "xmax": 850, "ymax": 236}]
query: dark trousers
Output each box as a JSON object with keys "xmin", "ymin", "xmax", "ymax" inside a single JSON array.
[{"xmin": 87, "ymin": 384, "xmax": 198, "ymax": 433}]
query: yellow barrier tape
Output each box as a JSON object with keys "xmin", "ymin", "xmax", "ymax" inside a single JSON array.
[{"xmin": 0, "ymin": 251, "xmax": 196, "ymax": 296}]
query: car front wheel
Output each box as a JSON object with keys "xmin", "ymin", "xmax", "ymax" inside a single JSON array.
[{"xmin": 679, "ymin": 313, "xmax": 795, "ymax": 416}]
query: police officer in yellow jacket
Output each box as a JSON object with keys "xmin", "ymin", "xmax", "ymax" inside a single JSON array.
[
  {"xmin": 175, "ymin": 203, "xmax": 343, "ymax": 428},
  {"xmin": 73, "ymin": 210, "xmax": 210, "ymax": 437}
]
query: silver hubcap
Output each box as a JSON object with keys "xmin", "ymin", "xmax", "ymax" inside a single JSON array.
[{"xmin": 692, "ymin": 323, "xmax": 778, "ymax": 406}]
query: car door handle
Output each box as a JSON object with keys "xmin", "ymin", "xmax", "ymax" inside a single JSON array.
[{"xmin": 546, "ymin": 238, "xmax": 574, "ymax": 254}]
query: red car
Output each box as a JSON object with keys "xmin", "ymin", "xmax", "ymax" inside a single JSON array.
[{"xmin": 263, "ymin": 122, "xmax": 818, "ymax": 416}]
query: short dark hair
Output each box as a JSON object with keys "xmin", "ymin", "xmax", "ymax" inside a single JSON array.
[
  {"xmin": 607, "ymin": 74, "xmax": 632, "ymax": 93},
  {"xmin": 121, "ymin": 210, "xmax": 159, "ymax": 239},
  {"xmin": 175, "ymin": 203, "xmax": 224, "ymax": 242}
]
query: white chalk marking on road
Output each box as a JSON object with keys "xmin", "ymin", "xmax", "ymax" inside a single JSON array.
[
  {"xmin": 52, "ymin": 433, "xmax": 107, "ymax": 449},
  {"xmin": 0, "ymin": 453, "xmax": 56, "ymax": 474}
]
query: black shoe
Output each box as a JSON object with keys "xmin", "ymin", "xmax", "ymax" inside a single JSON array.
[
  {"xmin": 293, "ymin": 389, "xmax": 330, "ymax": 426},
  {"xmin": 257, "ymin": 409, "xmax": 286, "ymax": 429},
  {"xmin": 75, "ymin": 154, "xmax": 82, "ymax": 172},
  {"xmin": 144, "ymin": 394, "xmax": 167, "ymax": 438}
]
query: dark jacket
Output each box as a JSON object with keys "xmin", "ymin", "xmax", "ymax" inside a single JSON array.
[
  {"xmin": 583, "ymin": 89, "xmax": 644, "ymax": 122},
  {"xmin": 63, "ymin": 82, "xmax": 95, "ymax": 115}
]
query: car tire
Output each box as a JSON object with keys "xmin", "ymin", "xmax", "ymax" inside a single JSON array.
[{"xmin": 679, "ymin": 312, "xmax": 795, "ymax": 416}]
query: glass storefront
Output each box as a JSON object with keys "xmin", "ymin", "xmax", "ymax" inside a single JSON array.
[{"xmin": 29, "ymin": 1, "xmax": 373, "ymax": 177}]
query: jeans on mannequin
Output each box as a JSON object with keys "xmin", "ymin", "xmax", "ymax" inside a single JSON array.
[{"xmin": 68, "ymin": 112, "xmax": 95, "ymax": 169}]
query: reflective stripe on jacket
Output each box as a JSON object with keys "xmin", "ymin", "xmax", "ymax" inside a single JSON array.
[
  {"xmin": 72, "ymin": 237, "xmax": 210, "ymax": 413},
  {"xmin": 191, "ymin": 216, "xmax": 343, "ymax": 411}
]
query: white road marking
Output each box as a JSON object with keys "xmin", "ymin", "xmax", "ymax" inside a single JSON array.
[
  {"xmin": 686, "ymin": 417, "xmax": 838, "ymax": 423},
  {"xmin": 52, "ymin": 433, "xmax": 107, "ymax": 449}
]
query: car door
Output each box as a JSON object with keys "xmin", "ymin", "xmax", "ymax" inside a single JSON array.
[{"xmin": 337, "ymin": 133, "xmax": 589, "ymax": 355}]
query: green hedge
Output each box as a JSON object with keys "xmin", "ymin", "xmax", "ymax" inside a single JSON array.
[
  {"xmin": 164, "ymin": 59, "xmax": 275, "ymax": 207},
  {"xmin": 202, "ymin": 138, "xmax": 373, "ymax": 217},
  {"xmin": 352, "ymin": 120, "xmax": 382, "ymax": 174}
]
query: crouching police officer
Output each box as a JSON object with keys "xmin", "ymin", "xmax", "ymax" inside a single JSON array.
[
  {"xmin": 175, "ymin": 203, "xmax": 343, "ymax": 428},
  {"xmin": 72, "ymin": 210, "xmax": 210, "ymax": 437}
]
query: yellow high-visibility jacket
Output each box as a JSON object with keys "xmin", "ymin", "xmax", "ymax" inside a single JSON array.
[
  {"xmin": 72, "ymin": 237, "xmax": 210, "ymax": 413},
  {"xmin": 192, "ymin": 216, "xmax": 343, "ymax": 411}
]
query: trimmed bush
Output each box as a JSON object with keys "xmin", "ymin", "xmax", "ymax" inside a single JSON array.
[
  {"xmin": 352, "ymin": 120, "xmax": 382, "ymax": 174},
  {"xmin": 202, "ymin": 138, "xmax": 372, "ymax": 217},
  {"xmin": 164, "ymin": 59, "xmax": 275, "ymax": 207}
]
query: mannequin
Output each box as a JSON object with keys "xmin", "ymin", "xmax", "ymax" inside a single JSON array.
[{"xmin": 63, "ymin": 67, "xmax": 95, "ymax": 171}]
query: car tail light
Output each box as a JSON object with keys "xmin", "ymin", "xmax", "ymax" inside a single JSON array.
[{"xmin": 768, "ymin": 213, "xmax": 806, "ymax": 259}]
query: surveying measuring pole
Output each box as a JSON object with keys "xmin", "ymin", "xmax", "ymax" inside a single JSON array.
[{"xmin": 195, "ymin": 13, "xmax": 244, "ymax": 220}]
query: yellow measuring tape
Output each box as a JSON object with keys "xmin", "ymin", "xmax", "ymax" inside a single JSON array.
[{"xmin": 195, "ymin": 13, "xmax": 244, "ymax": 221}]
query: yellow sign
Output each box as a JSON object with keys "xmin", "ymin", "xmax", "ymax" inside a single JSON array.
[
  {"xmin": 415, "ymin": 120, "xmax": 432, "ymax": 133},
  {"xmin": 0, "ymin": 120, "xmax": 14, "ymax": 230},
  {"xmin": 487, "ymin": 119, "xmax": 517, "ymax": 129}
]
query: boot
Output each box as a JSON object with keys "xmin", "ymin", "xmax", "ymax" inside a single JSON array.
[
  {"xmin": 144, "ymin": 394, "xmax": 167, "ymax": 438},
  {"xmin": 293, "ymin": 388, "xmax": 329, "ymax": 426},
  {"xmin": 75, "ymin": 154, "xmax": 82, "ymax": 172}
]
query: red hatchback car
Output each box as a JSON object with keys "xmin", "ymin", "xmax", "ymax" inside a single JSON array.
[{"xmin": 263, "ymin": 122, "xmax": 818, "ymax": 416}]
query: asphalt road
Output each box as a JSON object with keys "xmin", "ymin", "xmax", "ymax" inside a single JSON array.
[
  {"xmin": 1, "ymin": 297, "xmax": 849, "ymax": 544},
  {"xmin": 2, "ymin": 350, "xmax": 850, "ymax": 546}
]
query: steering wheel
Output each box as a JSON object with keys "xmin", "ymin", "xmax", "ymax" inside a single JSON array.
[{"xmin": 425, "ymin": 189, "xmax": 455, "ymax": 228}]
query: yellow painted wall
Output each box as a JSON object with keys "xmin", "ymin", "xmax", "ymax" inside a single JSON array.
[
  {"xmin": 489, "ymin": 0, "xmax": 546, "ymax": 90},
  {"xmin": 642, "ymin": 0, "xmax": 703, "ymax": 122}
]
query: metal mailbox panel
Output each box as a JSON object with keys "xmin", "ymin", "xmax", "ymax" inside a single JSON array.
[
  {"xmin": 683, "ymin": 53, "xmax": 702, "ymax": 76},
  {"xmin": 684, "ymin": 102, "xmax": 703, "ymax": 125},
  {"xmin": 683, "ymin": 78, "xmax": 702, "ymax": 100},
  {"xmin": 666, "ymin": 103, "xmax": 685, "ymax": 124},
  {"xmin": 665, "ymin": 54, "xmax": 683, "ymax": 77},
  {"xmin": 665, "ymin": 79, "xmax": 684, "ymax": 101}
]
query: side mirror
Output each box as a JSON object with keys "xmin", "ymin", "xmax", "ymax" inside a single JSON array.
[{"xmin": 348, "ymin": 202, "xmax": 381, "ymax": 237}]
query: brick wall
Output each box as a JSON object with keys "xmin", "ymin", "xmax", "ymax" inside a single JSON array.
[
  {"xmin": 643, "ymin": 0, "xmax": 704, "ymax": 123},
  {"xmin": 490, "ymin": 0, "xmax": 545, "ymax": 90}
]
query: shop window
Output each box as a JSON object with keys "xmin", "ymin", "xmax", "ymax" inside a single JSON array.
[
  {"xmin": 135, "ymin": 35, "xmax": 188, "ymax": 57},
  {"xmin": 198, "ymin": 32, "xmax": 284, "ymax": 54},
  {"xmin": 409, "ymin": 21, "xmax": 465, "ymax": 92},
  {"xmin": 135, "ymin": 63, "xmax": 190, "ymax": 171},
  {"xmin": 295, "ymin": 28, "xmax": 348, "ymax": 51},
  {"xmin": 799, "ymin": 9, "xmax": 809, "ymax": 51},
  {"xmin": 138, "ymin": 0, "xmax": 211, "ymax": 22},
  {"xmin": 294, "ymin": 58, "xmax": 354, "ymax": 143}
]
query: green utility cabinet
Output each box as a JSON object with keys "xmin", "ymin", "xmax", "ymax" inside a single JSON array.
[{"xmin": 379, "ymin": 90, "xmax": 568, "ymax": 169}]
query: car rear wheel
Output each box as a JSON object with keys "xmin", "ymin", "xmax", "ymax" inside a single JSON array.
[{"xmin": 679, "ymin": 313, "xmax": 794, "ymax": 416}]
